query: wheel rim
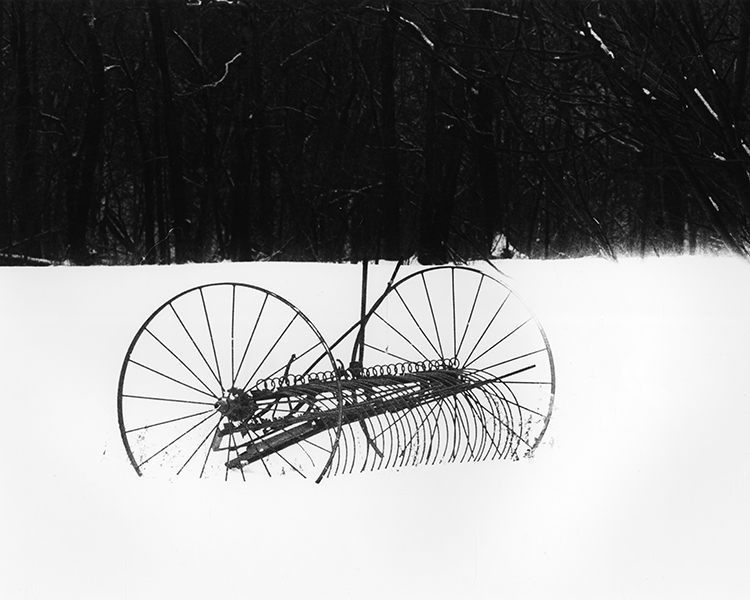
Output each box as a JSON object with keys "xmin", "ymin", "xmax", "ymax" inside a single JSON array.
[
  {"xmin": 346, "ymin": 266, "xmax": 554, "ymax": 467},
  {"xmin": 118, "ymin": 283, "xmax": 342, "ymax": 481}
]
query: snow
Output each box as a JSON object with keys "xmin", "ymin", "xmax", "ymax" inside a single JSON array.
[
  {"xmin": 1, "ymin": 256, "xmax": 749, "ymax": 599},
  {"xmin": 694, "ymin": 87, "xmax": 720, "ymax": 122},
  {"xmin": 587, "ymin": 21, "xmax": 615, "ymax": 60}
]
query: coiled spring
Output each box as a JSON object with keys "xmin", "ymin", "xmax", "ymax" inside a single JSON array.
[{"xmin": 254, "ymin": 358, "xmax": 460, "ymax": 393}]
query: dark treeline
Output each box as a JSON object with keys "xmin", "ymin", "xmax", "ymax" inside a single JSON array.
[{"xmin": 3, "ymin": 0, "xmax": 750, "ymax": 265}]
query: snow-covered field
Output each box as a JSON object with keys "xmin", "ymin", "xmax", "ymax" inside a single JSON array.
[{"xmin": 1, "ymin": 256, "xmax": 748, "ymax": 599}]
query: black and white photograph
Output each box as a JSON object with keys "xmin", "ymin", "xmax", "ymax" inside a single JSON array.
[{"xmin": 1, "ymin": 1, "xmax": 748, "ymax": 598}]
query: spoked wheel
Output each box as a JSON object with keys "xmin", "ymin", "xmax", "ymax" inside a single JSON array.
[
  {"xmin": 346, "ymin": 266, "xmax": 554, "ymax": 469},
  {"xmin": 118, "ymin": 283, "xmax": 343, "ymax": 482}
]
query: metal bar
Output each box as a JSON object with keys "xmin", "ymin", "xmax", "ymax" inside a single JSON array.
[
  {"xmin": 387, "ymin": 259, "xmax": 404, "ymax": 289},
  {"xmin": 322, "ymin": 259, "xmax": 406, "ymax": 369},
  {"xmin": 356, "ymin": 259, "xmax": 368, "ymax": 366},
  {"xmin": 221, "ymin": 367, "xmax": 527, "ymax": 470}
]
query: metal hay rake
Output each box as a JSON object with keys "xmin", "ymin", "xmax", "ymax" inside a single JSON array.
[{"xmin": 117, "ymin": 262, "xmax": 555, "ymax": 482}]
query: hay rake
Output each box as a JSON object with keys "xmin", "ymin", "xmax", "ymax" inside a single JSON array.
[{"xmin": 117, "ymin": 262, "xmax": 555, "ymax": 481}]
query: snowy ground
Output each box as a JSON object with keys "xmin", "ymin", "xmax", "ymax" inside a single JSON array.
[{"xmin": 1, "ymin": 256, "xmax": 749, "ymax": 599}]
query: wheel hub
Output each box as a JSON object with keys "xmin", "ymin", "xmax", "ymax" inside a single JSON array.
[{"xmin": 215, "ymin": 387, "xmax": 258, "ymax": 421}]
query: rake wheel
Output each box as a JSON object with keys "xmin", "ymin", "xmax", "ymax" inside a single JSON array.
[
  {"xmin": 117, "ymin": 282, "xmax": 343, "ymax": 481},
  {"xmin": 332, "ymin": 266, "xmax": 555, "ymax": 474}
]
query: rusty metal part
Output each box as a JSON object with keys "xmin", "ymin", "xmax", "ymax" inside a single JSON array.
[{"xmin": 213, "ymin": 359, "xmax": 533, "ymax": 476}]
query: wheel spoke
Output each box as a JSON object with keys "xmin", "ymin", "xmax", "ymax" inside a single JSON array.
[
  {"xmin": 480, "ymin": 347, "xmax": 548, "ymax": 373},
  {"xmin": 451, "ymin": 268, "xmax": 457, "ymax": 358},
  {"xmin": 128, "ymin": 358, "xmax": 218, "ymax": 399},
  {"xmin": 461, "ymin": 392, "xmax": 508, "ymax": 459},
  {"xmin": 231, "ymin": 284, "xmax": 237, "ymax": 386},
  {"xmin": 178, "ymin": 420, "xmax": 222, "ymax": 476},
  {"xmin": 122, "ymin": 393, "xmax": 215, "ymax": 407},
  {"xmin": 463, "ymin": 317, "xmax": 533, "ymax": 370},
  {"xmin": 372, "ymin": 311, "xmax": 430, "ymax": 362},
  {"xmin": 461, "ymin": 291, "xmax": 511, "ymax": 367},
  {"xmin": 456, "ymin": 275, "xmax": 483, "ymax": 359},
  {"xmin": 474, "ymin": 399, "xmax": 533, "ymax": 450},
  {"xmin": 394, "ymin": 287, "xmax": 442, "ymax": 358},
  {"xmin": 170, "ymin": 303, "xmax": 222, "ymax": 390},
  {"xmin": 240, "ymin": 313, "xmax": 299, "ymax": 393},
  {"xmin": 363, "ymin": 342, "xmax": 414, "ymax": 364},
  {"xmin": 200, "ymin": 288, "xmax": 223, "ymax": 389},
  {"xmin": 199, "ymin": 421, "xmax": 221, "ymax": 478},
  {"xmin": 395, "ymin": 395, "xmax": 443, "ymax": 459},
  {"xmin": 144, "ymin": 327, "xmax": 216, "ymax": 396},
  {"xmin": 257, "ymin": 437, "xmax": 307, "ymax": 478},
  {"xmin": 263, "ymin": 337, "xmax": 326, "ymax": 381},
  {"xmin": 225, "ymin": 432, "xmax": 233, "ymax": 481},
  {"xmin": 137, "ymin": 409, "xmax": 220, "ymax": 469},
  {"xmin": 125, "ymin": 408, "xmax": 216, "ymax": 434},
  {"xmin": 232, "ymin": 293, "xmax": 268, "ymax": 389},
  {"xmin": 421, "ymin": 272, "xmax": 444, "ymax": 358},
  {"xmin": 251, "ymin": 431, "xmax": 274, "ymax": 477},
  {"xmin": 299, "ymin": 436, "xmax": 331, "ymax": 454},
  {"xmin": 480, "ymin": 381, "xmax": 547, "ymax": 418}
]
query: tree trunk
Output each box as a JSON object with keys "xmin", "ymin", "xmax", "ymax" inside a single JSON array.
[
  {"xmin": 152, "ymin": 108, "xmax": 170, "ymax": 264},
  {"xmin": 66, "ymin": 0, "xmax": 105, "ymax": 264},
  {"xmin": 229, "ymin": 125, "xmax": 254, "ymax": 261},
  {"xmin": 251, "ymin": 7, "xmax": 273, "ymax": 257},
  {"xmin": 471, "ymin": 9, "xmax": 502, "ymax": 256},
  {"xmin": 378, "ymin": 0, "xmax": 402, "ymax": 260},
  {"xmin": 227, "ymin": 7, "xmax": 263, "ymax": 263},
  {"xmin": 418, "ymin": 46, "xmax": 442, "ymax": 264},
  {"xmin": 733, "ymin": 1, "xmax": 750, "ymax": 118},
  {"xmin": 661, "ymin": 165, "xmax": 685, "ymax": 253},
  {"xmin": 10, "ymin": 0, "xmax": 37, "ymax": 256},
  {"xmin": 148, "ymin": 0, "xmax": 190, "ymax": 263},
  {"xmin": 638, "ymin": 147, "xmax": 653, "ymax": 258},
  {"xmin": 195, "ymin": 99, "xmax": 216, "ymax": 261},
  {"xmin": 418, "ymin": 26, "xmax": 462, "ymax": 265},
  {"xmin": 0, "ymin": 0, "xmax": 8, "ymax": 250},
  {"xmin": 134, "ymin": 101, "xmax": 157, "ymax": 264}
]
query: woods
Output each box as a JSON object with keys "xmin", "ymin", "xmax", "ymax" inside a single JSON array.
[{"xmin": 3, "ymin": 0, "xmax": 750, "ymax": 265}]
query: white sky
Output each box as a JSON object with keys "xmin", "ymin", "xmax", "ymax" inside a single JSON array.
[{"xmin": 1, "ymin": 255, "xmax": 749, "ymax": 599}]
